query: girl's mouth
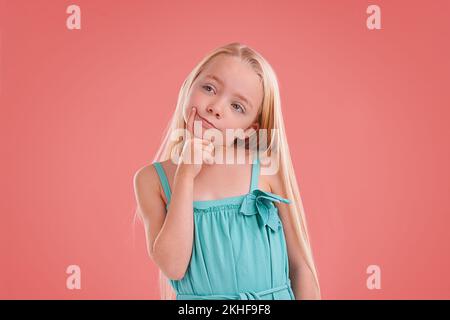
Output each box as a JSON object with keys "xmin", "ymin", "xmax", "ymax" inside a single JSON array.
[{"xmin": 195, "ymin": 114, "xmax": 217, "ymax": 129}]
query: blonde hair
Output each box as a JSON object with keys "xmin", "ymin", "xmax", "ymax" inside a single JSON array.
[{"xmin": 146, "ymin": 42, "xmax": 320, "ymax": 299}]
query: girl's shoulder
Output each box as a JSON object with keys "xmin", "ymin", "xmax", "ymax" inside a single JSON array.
[
  {"xmin": 134, "ymin": 162, "xmax": 164, "ymax": 195},
  {"xmin": 133, "ymin": 163, "xmax": 168, "ymax": 213},
  {"xmin": 146, "ymin": 160, "xmax": 175, "ymax": 204},
  {"xmin": 158, "ymin": 158, "xmax": 176, "ymax": 177},
  {"xmin": 135, "ymin": 158, "xmax": 176, "ymax": 190}
]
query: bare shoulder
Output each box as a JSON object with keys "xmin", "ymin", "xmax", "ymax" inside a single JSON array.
[
  {"xmin": 155, "ymin": 159, "xmax": 176, "ymax": 197},
  {"xmin": 133, "ymin": 163, "xmax": 164, "ymax": 215},
  {"xmin": 134, "ymin": 160, "xmax": 177, "ymax": 205},
  {"xmin": 133, "ymin": 164, "xmax": 159, "ymax": 194}
]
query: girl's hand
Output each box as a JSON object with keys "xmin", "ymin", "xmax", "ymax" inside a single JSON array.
[{"xmin": 179, "ymin": 107, "xmax": 215, "ymax": 178}]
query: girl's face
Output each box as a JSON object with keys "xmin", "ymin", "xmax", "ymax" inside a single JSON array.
[{"xmin": 185, "ymin": 55, "xmax": 263, "ymax": 144}]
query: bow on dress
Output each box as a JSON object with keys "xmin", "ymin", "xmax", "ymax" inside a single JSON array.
[{"xmin": 239, "ymin": 189, "xmax": 291, "ymax": 232}]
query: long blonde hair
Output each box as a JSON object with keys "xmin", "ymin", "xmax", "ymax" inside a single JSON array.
[{"xmin": 147, "ymin": 42, "xmax": 320, "ymax": 299}]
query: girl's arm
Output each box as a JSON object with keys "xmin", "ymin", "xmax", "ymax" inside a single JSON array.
[
  {"xmin": 268, "ymin": 166, "xmax": 322, "ymax": 300},
  {"xmin": 134, "ymin": 108, "xmax": 211, "ymax": 281},
  {"xmin": 288, "ymin": 253, "xmax": 321, "ymax": 300},
  {"xmin": 134, "ymin": 164, "xmax": 195, "ymax": 280}
]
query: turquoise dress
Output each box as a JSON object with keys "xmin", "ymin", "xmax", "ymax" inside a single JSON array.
[{"xmin": 152, "ymin": 156, "xmax": 295, "ymax": 300}]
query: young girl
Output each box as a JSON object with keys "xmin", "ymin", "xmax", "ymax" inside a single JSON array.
[{"xmin": 134, "ymin": 42, "xmax": 321, "ymax": 300}]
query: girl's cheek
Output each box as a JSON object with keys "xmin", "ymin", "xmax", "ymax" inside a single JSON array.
[
  {"xmin": 183, "ymin": 91, "xmax": 198, "ymax": 122},
  {"xmin": 184, "ymin": 96, "xmax": 204, "ymax": 118},
  {"xmin": 189, "ymin": 90, "xmax": 204, "ymax": 105}
]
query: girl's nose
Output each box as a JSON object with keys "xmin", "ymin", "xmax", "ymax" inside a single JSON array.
[{"xmin": 207, "ymin": 105, "xmax": 222, "ymax": 119}]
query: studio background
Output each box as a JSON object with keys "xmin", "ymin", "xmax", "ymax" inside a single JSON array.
[{"xmin": 1, "ymin": 0, "xmax": 449, "ymax": 299}]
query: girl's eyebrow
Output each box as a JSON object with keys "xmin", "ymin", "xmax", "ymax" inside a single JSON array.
[{"xmin": 204, "ymin": 74, "xmax": 254, "ymax": 109}]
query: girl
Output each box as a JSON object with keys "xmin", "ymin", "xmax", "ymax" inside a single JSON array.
[{"xmin": 134, "ymin": 42, "xmax": 321, "ymax": 300}]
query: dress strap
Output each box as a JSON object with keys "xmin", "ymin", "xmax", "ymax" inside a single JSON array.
[
  {"xmin": 153, "ymin": 162, "xmax": 172, "ymax": 205},
  {"xmin": 249, "ymin": 153, "xmax": 260, "ymax": 192}
]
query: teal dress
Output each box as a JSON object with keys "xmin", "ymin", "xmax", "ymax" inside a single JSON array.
[{"xmin": 152, "ymin": 156, "xmax": 295, "ymax": 300}]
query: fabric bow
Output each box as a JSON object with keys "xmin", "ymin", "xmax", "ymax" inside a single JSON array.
[{"xmin": 239, "ymin": 189, "xmax": 291, "ymax": 232}]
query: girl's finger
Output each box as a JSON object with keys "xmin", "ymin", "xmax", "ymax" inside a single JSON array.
[
  {"xmin": 194, "ymin": 137, "xmax": 209, "ymax": 146},
  {"xmin": 204, "ymin": 142, "xmax": 215, "ymax": 155},
  {"xmin": 200, "ymin": 138, "xmax": 211, "ymax": 145},
  {"xmin": 193, "ymin": 138, "xmax": 210, "ymax": 149},
  {"xmin": 201, "ymin": 141, "xmax": 215, "ymax": 152},
  {"xmin": 199, "ymin": 138, "xmax": 214, "ymax": 149},
  {"xmin": 203, "ymin": 147, "xmax": 215, "ymax": 162},
  {"xmin": 200, "ymin": 139, "xmax": 215, "ymax": 155},
  {"xmin": 203, "ymin": 152, "xmax": 214, "ymax": 165},
  {"xmin": 186, "ymin": 107, "xmax": 196, "ymax": 134}
]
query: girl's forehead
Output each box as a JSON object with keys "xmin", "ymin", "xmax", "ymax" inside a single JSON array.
[{"xmin": 202, "ymin": 55, "xmax": 256, "ymax": 81}]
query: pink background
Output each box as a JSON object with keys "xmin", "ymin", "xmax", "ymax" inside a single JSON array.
[{"xmin": 1, "ymin": 0, "xmax": 449, "ymax": 299}]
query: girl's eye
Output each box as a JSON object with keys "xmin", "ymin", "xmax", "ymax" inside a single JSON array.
[
  {"xmin": 202, "ymin": 85, "xmax": 214, "ymax": 93},
  {"xmin": 232, "ymin": 103, "xmax": 245, "ymax": 114},
  {"xmin": 202, "ymin": 84, "xmax": 245, "ymax": 114}
]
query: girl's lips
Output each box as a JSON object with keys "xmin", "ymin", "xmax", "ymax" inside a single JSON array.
[{"xmin": 195, "ymin": 114, "xmax": 217, "ymax": 129}]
